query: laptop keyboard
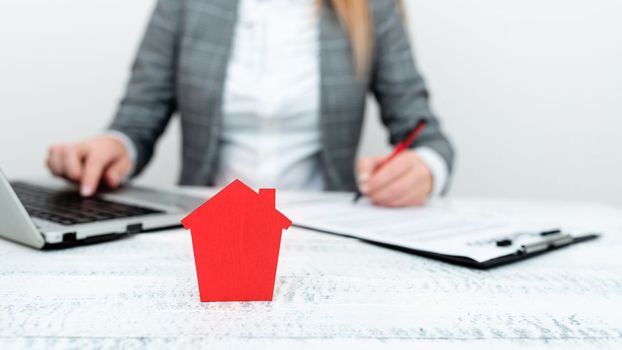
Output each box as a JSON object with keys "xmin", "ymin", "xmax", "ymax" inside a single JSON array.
[{"xmin": 11, "ymin": 182, "xmax": 163, "ymax": 226}]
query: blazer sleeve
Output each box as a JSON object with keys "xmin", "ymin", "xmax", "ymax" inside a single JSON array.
[
  {"xmin": 369, "ymin": 0, "xmax": 455, "ymax": 174},
  {"xmin": 108, "ymin": 0, "xmax": 181, "ymax": 176}
]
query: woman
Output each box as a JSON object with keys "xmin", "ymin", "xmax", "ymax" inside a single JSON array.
[{"xmin": 46, "ymin": 0, "xmax": 454, "ymax": 207}]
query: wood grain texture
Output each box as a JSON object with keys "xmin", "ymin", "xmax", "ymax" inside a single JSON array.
[{"xmin": 1, "ymin": 196, "xmax": 621, "ymax": 349}]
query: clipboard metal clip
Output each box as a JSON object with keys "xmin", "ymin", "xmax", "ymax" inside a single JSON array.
[{"xmin": 519, "ymin": 233, "xmax": 574, "ymax": 255}]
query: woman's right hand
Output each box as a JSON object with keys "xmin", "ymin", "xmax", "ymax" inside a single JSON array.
[{"xmin": 46, "ymin": 135, "xmax": 133, "ymax": 197}]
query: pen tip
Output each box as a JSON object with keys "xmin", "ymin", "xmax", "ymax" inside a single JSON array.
[{"xmin": 353, "ymin": 193, "xmax": 362, "ymax": 203}]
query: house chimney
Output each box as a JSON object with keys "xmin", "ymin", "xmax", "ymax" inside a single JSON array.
[{"xmin": 258, "ymin": 189, "xmax": 275, "ymax": 207}]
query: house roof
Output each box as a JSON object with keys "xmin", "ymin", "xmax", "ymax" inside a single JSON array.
[{"xmin": 182, "ymin": 179, "xmax": 291, "ymax": 230}]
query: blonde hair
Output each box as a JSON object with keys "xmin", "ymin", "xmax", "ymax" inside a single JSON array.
[
  {"xmin": 326, "ymin": 0, "xmax": 373, "ymax": 76},
  {"xmin": 320, "ymin": 0, "xmax": 405, "ymax": 76}
]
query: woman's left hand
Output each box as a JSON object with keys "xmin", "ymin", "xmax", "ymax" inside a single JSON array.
[{"xmin": 356, "ymin": 150, "xmax": 433, "ymax": 207}]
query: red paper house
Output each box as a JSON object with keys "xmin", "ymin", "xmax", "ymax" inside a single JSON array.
[{"xmin": 181, "ymin": 179, "xmax": 292, "ymax": 302}]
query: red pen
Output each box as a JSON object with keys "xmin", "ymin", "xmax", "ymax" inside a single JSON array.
[{"xmin": 353, "ymin": 119, "xmax": 427, "ymax": 203}]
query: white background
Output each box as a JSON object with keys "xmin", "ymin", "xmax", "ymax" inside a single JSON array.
[{"xmin": 0, "ymin": 0, "xmax": 620, "ymax": 206}]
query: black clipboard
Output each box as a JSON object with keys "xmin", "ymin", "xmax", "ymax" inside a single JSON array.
[
  {"xmin": 366, "ymin": 233, "xmax": 600, "ymax": 269},
  {"xmin": 295, "ymin": 224, "xmax": 600, "ymax": 269}
]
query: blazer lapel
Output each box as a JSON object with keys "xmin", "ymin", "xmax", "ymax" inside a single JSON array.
[
  {"xmin": 319, "ymin": 5, "xmax": 353, "ymax": 190},
  {"xmin": 181, "ymin": 0, "xmax": 239, "ymax": 184}
]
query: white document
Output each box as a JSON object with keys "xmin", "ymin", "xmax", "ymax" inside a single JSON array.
[{"xmin": 281, "ymin": 193, "xmax": 558, "ymax": 264}]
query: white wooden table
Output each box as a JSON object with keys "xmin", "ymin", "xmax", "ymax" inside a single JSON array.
[{"xmin": 1, "ymin": 196, "xmax": 621, "ymax": 349}]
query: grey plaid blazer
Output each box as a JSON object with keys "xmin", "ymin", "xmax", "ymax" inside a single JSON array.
[{"xmin": 109, "ymin": 0, "xmax": 454, "ymax": 191}]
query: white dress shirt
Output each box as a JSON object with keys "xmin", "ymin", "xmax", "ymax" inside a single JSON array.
[
  {"xmin": 214, "ymin": 0, "xmax": 324, "ymax": 190},
  {"xmin": 112, "ymin": 0, "xmax": 449, "ymax": 195}
]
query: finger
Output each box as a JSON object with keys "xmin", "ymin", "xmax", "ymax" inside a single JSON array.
[
  {"xmin": 103, "ymin": 157, "xmax": 132, "ymax": 188},
  {"xmin": 369, "ymin": 168, "xmax": 417, "ymax": 205},
  {"xmin": 385, "ymin": 165, "xmax": 433, "ymax": 207},
  {"xmin": 387, "ymin": 189, "xmax": 427, "ymax": 208},
  {"xmin": 356, "ymin": 156, "xmax": 384, "ymax": 183},
  {"xmin": 47, "ymin": 144, "xmax": 65, "ymax": 176},
  {"xmin": 374, "ymin": 180, "xmax": 429, "ymax": 208},
  {"xmin": 364, "ymin": 152, "xmax": 414, "ymax": 196},
  {"xmin": 63, "ymin": 145, "xmax": 88, "ymax": 182},
  {"xmin": 387, "ymin": 182, "xmax": 429, "ymax": 207},
  {"xmin": 81, "ymin": 152, "xmax": 115, "ymax": 196}
]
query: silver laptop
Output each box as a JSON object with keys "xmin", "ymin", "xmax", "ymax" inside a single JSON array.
[{"xmin": 0, "ymin": 168, "xmax": 206, "ymax": 249}]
